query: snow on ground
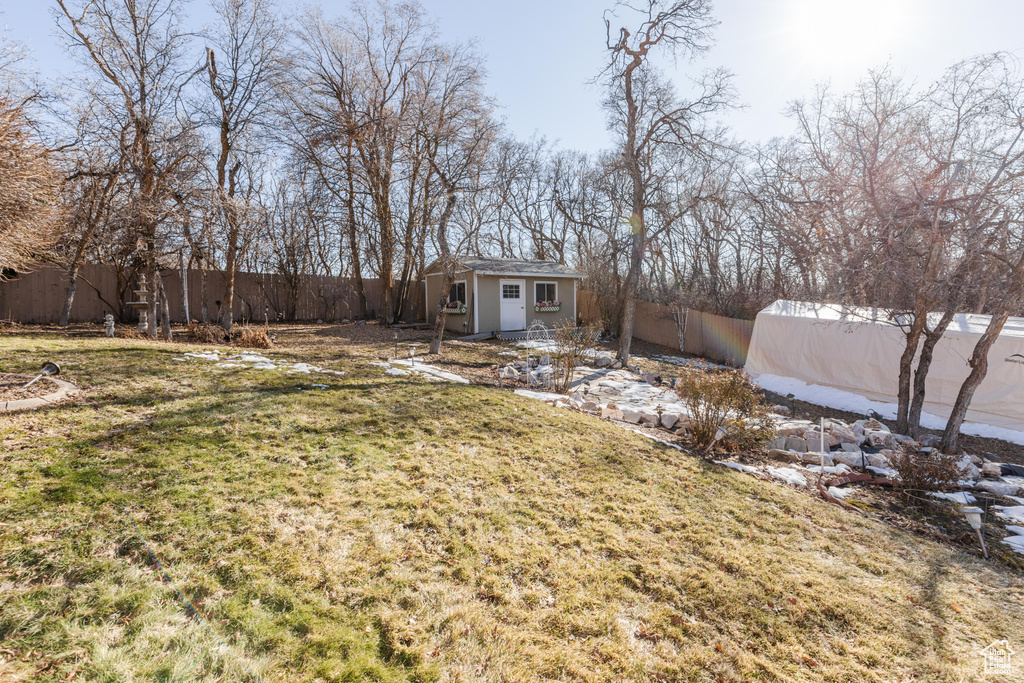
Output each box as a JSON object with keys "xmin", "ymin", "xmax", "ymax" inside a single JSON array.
[
  {"xmin": 927, "ymin": 491, "xmax": 977, "ymax": 505},
  {"xmin": 713, "ymin": 460, "xmax": 758, "ymax": 473},
  {"xmin": 753, "ymin": 374, "xmax": 1024, "ymax": 445},
  {"xmin": 828, "ymin": 486, "xmax": 854, "ymax": 500},
  {"xmin": 994, "ymin": 506, "xmax": 1024, "ymax": 525},
  {"xmin": 370, "ymin": 358, "xmax": 469, "ymax": 384},
  {"xmin": 765, "ymin": 466, "xmax": 807, "ymax": 487},
  {"xmin": 176, "ymin": 350, "xmax": 345, "ymax": 377}
]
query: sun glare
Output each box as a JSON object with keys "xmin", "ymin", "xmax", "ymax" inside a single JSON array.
[{"xmin": 782, "ymin": 0, "xmax": 919, "ymax": 73}]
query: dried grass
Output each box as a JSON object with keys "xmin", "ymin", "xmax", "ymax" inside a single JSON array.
[{"xmin": 233, "ymin": 325, "xmax": 272, "ymax": 349}]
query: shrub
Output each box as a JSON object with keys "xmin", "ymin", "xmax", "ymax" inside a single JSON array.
[
  {"xmin": 187, "ymin": 321, "xmax": 223, "ymax": 344},
  {"xmin": 551, "ymin": 321, "xmax": 601, "ymax": 393},
  {"xmin": 675, "ymin": 369, "xmax": 776, "ymax": 453},
  {"xmin": 891, "ymin": 450, "xmax": 963, "ymax": 493},
  {"xmin": 234, "ymin": 325, "xmax": 272, "ymax": 349}
]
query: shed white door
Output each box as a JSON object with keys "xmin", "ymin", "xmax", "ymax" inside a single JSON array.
[{"xmin": 499, "ymin": 279, "xmax": 526, "ymax": 331}]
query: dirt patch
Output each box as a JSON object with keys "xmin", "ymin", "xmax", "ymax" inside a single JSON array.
[{"xmin": 0, "ymin": 374, "xmax": 58, "ymax": 401}]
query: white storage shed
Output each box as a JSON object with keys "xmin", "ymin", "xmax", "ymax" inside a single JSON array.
[{"xmin": 744, "ymin": 300, "xmax": 1024, "ymax": 432}]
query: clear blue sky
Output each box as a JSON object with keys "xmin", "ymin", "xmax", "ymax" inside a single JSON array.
[{"xmin": 6, "ymin": 0, "xmax": 1024, "ymax": 152}]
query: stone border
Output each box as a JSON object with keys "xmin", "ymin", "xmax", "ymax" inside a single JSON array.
[{"xmin": 0, "ymin": 375, "xmax": 80, "ymax": 412}]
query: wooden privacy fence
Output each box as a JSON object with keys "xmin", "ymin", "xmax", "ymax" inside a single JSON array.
[
  {"xmin": 0, "ymin": 264, "xmax": 425, "ymax": 325},
  {"xmin": 577, "ymin": 290, "xmax": 754, "ymax": 366}
]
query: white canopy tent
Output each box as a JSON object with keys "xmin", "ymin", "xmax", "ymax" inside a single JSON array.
[{"xmin": 744, "ymin": 300, "xmax": 1024, "ymax": 433}]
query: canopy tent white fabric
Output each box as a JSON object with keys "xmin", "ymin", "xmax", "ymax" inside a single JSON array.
[{"xmin": 744, "ymin": 300, "xmax": 1024, "ymax": 432}]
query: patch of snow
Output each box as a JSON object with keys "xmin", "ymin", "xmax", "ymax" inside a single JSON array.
[
  {"xmin": 172, "ymin": 357, "xmax": 188, "ymax": 362},
  {"xmin": 993, "ymin": 506, "xmax": 1024, "ymax": 525},
  {"xmin": 804, "ymin": 463, "xmax": 853, "ymax": 475},
  {"xmin": 214, "ymin": 362, "xmax": 247, "ymax": 368},
  {"xmin": 514, "ymin": 389, "xmax": 566, "ymax": 403},
  {"xmin": 1009, "ymin": 496, "xmax": 1024, "ymax": 506},
  {"xmin": 713, "ymin": 460, "xmax": 759, "ymax": 473},
  {"xmin": 927, "ymin": 491, "xmax": 977, "ymax": 505},
  {"xmin": 310, "ymin": 384, "xmax": 328, "ymax": 389},
  {"xmin": 1005, "ymin": 525, "xmax": 1024, "ymax": 536},
  {"xmin": 766, "ymin": 466, "xmax": 807, "ymax": 487},
  {"xmin": 385, "ymin": 368, "xmax": 411, "ymax": 376},
  {"xmin": 498, "ymin": 351, "xmax": 519, "ymax": 356},
  {"xmin": 390, "ymin": 358, "xmax": 470, "ymax": 384},
  {"xmin": 185, "ymin": 351, "xmax": 223, "ymax": 361},
  {"xmin": 752, "ymin": 374, "xmax": 1024, "ymax": 445},
  {"xmin": 828, "ymin": 486, "xmax": 854, "ymax": 500},
  {"xmin": 866, "ymin": 465, "xmax": 898, "ymax": 479}
]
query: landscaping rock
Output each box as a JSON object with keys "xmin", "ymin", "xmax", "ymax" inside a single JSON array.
[
  {"xmin": 581, "ymin": 401, "xmax": 600, "ymax": 413},
  {"xmin": 867, "ymin": 453, "xmax": 891, "ymax": 469},
  {"xmin": 621, "ymin": 408, "xmax": 642, "ymax": 424},
  {"xmin": 601, "ymin": 404, "xmax": 623, "ymax": 420},
  {"xmin": 802, "ymin": 429, "xmax": 838, "ymax": 449},
  {"xmin": 768, "ymin": 449, "xmax": 801, "ymax": 463},
  {"xmin": 832, "ymin": 451, "xmax": 865, "ymax": 468},
  {"xmin": 919, "ymin": 434, "xmax": 941, "ymax": 448},
  {"xmin": 771, "ymin": 404, "xmax": 792, "ymax": 416},
  {"xmin": 829, "ymin": 425, "xmax": 859, "ymax": 445},
  {"xmin": 839, "ymin": 442, "xmax": 861, "ymax": 453},
  {"xmin": 500, "ymin": 366, "xmax": 519, "ymax": 380},
  {"xmin": 539, "ymin": 355, "xmax": 551, "ymax": 366},
  {"xmin": 860, "ymin": 419, "xmax": 890, "ymax": 433},
  {"xmin": 595, "ymin": 354, "xmax": 613, "ymax": 368},
  {"xmin": 784, "ymin": 436, "xmax": 808, "ymax": 453},
  {"xmin": 981, "ymin": 462, "xmax": 1004, "ymax": 478},
  {"xmin": 800, "ymin": 451, "xmax": 834, "ymax": 467},
  {"xmin": 767, "ymin": 436, "xmax": 788, "ymax": 451},
  {"xmin": 975, "ymin": 480, "xmax": 1023, "ymax": 497},
  {"xmin": 640, "ymin": 411, "xmax": 660, "ymax": 427},
  {"xmin": 660, "ymin": 412, "xmax": 680, "ymax": 430},
  {"xmin": 865, "ymin": 430, "xmax": 894, "ymax": 449}
]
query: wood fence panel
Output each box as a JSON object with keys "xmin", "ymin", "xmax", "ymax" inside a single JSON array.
[
  {"xmin": 575, "ymin": 290, "xmax": 753, "ymax": 367},
  {"xmin": 0, "ymin": 266, "xmax": 424, "ymax": 325}
]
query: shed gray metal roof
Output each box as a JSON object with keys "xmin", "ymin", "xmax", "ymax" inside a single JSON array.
[{"xmin": 424, "ymin": 257, "xmax": 584, "ymax": 278}]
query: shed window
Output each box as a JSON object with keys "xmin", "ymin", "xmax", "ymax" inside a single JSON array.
[
  {"xmin": 502, "ymin": 283, "xmax": 520, "ymax": 299},
  {"xmin": 535, "ymin": 282, "xmax": 557, "ymax": 304},
  {"xmin": 448, "ymin": 281, "xmax": 467, "ymax": 306}
]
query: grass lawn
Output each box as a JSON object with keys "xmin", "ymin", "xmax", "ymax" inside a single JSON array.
[{"xmin": 1, "ymin": 325, "xmax": 1022, "ymax": 682}]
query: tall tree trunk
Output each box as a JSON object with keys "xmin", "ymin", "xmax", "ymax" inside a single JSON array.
[
  {"xmin": 60, "ymin": 263, "xmax": 80, "ymax": 327},
  {"xmin": 156, "ymin": 270, "xmax": 173, "ymax": 341},
  {"xmin": 895, "ymin": 312, "xmax": 927, "ymax": 434},
  {"xmin": 908, "ymin": 310, "xmax": 954, "ymax": 437},
  {"xmin": 145, "ymin": 242, "xmax": 158, "ymax": 338},
  {"xmin": 940, "ymin": 311, "xmax": 1010, "ymax": 453},
  {"xmin": 179, "ymin": 251, "xmax": 190, "ymax": 322},
  {"xmin": 428, "ymin": 179, "xmax": 458, "ymax": 355},
  {"xmin": 200, "ymin": 267, "xmax": 210, "ymax": 324},
  {"xmin": 343, "ymin": 140, "xmax": 367, "ymax": 319}
]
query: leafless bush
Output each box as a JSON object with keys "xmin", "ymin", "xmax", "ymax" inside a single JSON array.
[
  {"xmin": 187, "ymin": 321, "xmax": 224, "ymax": 344},
  {"xmin": 676, "ymin": 369, "xmax": 776, "ymax": 453},
  {"xmin": 891, "ymin": 450, "xmax": 964, "ymax": 493},
  {"xmin": 552, "ymin": 321, "xmax": 601, "ymax": 393},
  {"xmin": 233, "ymin": 325, "xmax": 272, "ymax": 349}
]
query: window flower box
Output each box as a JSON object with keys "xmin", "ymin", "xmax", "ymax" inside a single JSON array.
[
  {"xmin": 534, "ymin": 301, "xmax": 561, "ymax": 313},
  {"xmin": 444, "ymin": 303, "xmax": 467, "ymax": 315}
]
